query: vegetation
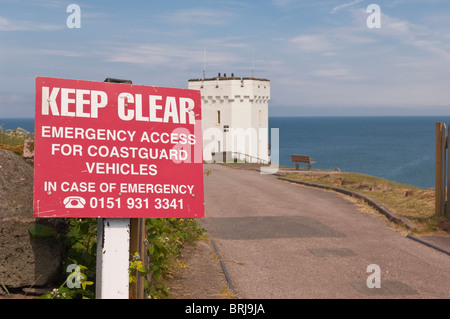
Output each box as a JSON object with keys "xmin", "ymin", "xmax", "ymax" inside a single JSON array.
[
  {"xmin": 222, "ymin": 162, "xmax": 449, "ymax": 233},
  {"xmin": 144, "ymin": 218, "xmax": 206, "ymax": 298},
  {"xmin": 1, "ymin": 126, "xmax": 206, "ymax": 299},
  {"xmin": 35, "ymin": 217, "xmax": 205, "ymax": 299},
  {"xmin": 0, "ymin": 126, "xmax": 33, "ymax": 155},
  {"xmin": 280, "ymin": 170, "xmax": 450, "ymax": 234}
]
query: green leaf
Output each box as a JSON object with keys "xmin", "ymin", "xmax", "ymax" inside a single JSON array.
[
  {"xmin": 82, "ymin": 281, "xmax": 93, "ymax": 290},
  {"xmin": 137, "ymin": 265, "xmax": 148, "ymax": 274},
  {"xmin": 79, "ymin": 222, "xmax": 90, "ymax": 235},
  {"xmin": 28, "ymin": 224, "xmax": 57, "ymax": 238}
]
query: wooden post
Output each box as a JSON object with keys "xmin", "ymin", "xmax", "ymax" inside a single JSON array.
[
  {"xmin": 443, "ymin": 123, "xmax": 446, "ymax": 216},
  {"xmin": 436, "ymin": 122, "xmax": 442, "ymax": 217},
  {"xmin": 436, "ymin": 122, "xmax": 446, "ymax": 217},
  {"xmin": 441, "ymin": 123, "xmax": 447, "ymax": 217},
  {"xmin": 447, "ymin": 124, "xmax": 450, "ymax": 218},
  {"xmin": 129, "ymin": 218, "xmax": 146, "ymax": 299}
]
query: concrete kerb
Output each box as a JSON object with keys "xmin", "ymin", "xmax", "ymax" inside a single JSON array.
[{"xmin": 276, "ymin": 176, "xmax": 418, "ymax": 231}]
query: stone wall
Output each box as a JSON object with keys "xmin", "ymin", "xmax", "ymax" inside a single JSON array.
[{"xmin": 0, "ymin": 149, "xmax": 64, "ymax": 290}]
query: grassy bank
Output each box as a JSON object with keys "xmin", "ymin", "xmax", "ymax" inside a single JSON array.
[
  {"xmin": 279, "ymin": 169, "xmax": 449, "ymax": 234},
  {"xmin": 0, "ymin": 126, "xmax": 34, "ymax": 157},
  {"xmin": 0, "ymin": 126, "xmax": 33, "ymax": 152},
  {"xmin": 222, "ymin": 162, "xmax": 449, "ymax": 234}
]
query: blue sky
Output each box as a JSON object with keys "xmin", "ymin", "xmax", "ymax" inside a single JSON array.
[{"xmin": 1, "ymin": 0, "xmax": 450, "ymax": 117}]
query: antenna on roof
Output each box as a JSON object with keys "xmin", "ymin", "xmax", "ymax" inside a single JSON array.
[
  {"xmin": 251, "ymin": 51, "xmax": 255, "ymax": 78},
  {"xmin": 203, "ymin": 48, "xmax": 206, "ymax": 80}
]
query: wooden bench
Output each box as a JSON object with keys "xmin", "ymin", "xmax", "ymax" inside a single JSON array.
[{"xmin": 291, "ymin": 154, "xmax": 316, "ymax": 170}]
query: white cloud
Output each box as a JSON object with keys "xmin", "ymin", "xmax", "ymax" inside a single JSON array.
[
  {"xmin": 312, "ymin": 68, "xmax": 350, "ymax": 78},
  {"xmin": 0, "ymin": 92, "xmax": 34, "ymax": 118},
  {"xmin": 373, "ymin": 11, "xmax": 450, "ymax": 61},
  {"xmin": 29, "ymin": 0, "xmax": 64, "ymax": 8},
  {"xmin": 290, "ymin": 34, "xmax": 334, "ymax": 54},
  {"xmin": 32, "ymin": 49, "xmax": 84, "ymax": 57},
  {"xmin": 161, "ymin": 8, "xmax": 233, "ymax": 25},
  {"xmin": 0, "ymin": 17, "xmax": 28, "ymax": 31},
  {"xmin": 104, "ymin": 43, "xmax": 239, "ymax": 69},
  {"xmin": 277, "ymin": 5, "xmax": 450, "ymax": 110},
  {"xmin": 0, "ymin": 16, "xmax": 63, "ymax": 31},
  {"xmin": 272, "ymin": 0, "xmax": 294, "ymax": 8},
  {"xmin": 330, "ymin": 0, "xmax": 363, "ymax": 14}
]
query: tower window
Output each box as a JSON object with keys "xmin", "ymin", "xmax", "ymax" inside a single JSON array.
[{"xmin": 217, "ymin": 110, "xmax": 221, "ymax": 125}]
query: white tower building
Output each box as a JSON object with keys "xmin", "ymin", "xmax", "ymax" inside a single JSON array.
[{"xmin": 188, "ymin": 73, "xmax": 270, "ymax": 163}]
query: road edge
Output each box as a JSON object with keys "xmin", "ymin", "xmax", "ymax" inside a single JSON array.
[{"xmin": 277, "ymin": 176, "xmax": 418, "ymax": 231}]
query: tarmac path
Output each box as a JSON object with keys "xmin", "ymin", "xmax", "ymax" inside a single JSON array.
[{"xmin": 199, "ymin": 164, "xmax": 450, "ymax": 299}]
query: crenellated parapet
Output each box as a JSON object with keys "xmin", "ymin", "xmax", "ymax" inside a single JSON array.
[{"xmin": 189, "ymin": 74, "xmax": 270, "ymax": 105}]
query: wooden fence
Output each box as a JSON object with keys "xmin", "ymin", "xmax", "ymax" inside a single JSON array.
[{"xmin": 435, "ymin": 122, "xmax": 449, "ymax": 217}]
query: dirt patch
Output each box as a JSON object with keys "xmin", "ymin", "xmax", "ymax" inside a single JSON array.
[
  {"xmin": 0, "ymin": 293, "xmax": 37, "ymax": 299},
  {"xmin": 165, "ymin": 238, "xmax": 233, "ymax": 299}
]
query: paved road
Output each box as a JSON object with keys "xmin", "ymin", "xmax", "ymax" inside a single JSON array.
[{"xmin": 200, "ymin": 164, "xmax": 450, "ymax": 299}]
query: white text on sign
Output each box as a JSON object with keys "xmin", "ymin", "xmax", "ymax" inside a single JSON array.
[{"xmin": 41, "ymin": 87, "xmax": 195, "ymax": 124}]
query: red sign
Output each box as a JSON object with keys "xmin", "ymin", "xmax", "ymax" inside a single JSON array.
[{"xmin": 34, "ymin": 77, "xmax": 204, "ymax": 218}]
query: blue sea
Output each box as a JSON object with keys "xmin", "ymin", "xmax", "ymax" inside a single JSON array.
[
  {"xmin": 1, "ymin": 116, "xmax": 448, "ymax": 189},
  {"xmin": 270, "ymin": 116, "xmax": 450, "ymax": 189},
  {"xmin": 0, "ymin": 118, "xmax": 35, "ymax": 133}
]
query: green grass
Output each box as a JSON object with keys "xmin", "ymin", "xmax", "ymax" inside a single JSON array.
[
  {"xmin": 280, "ymin": 170, "xmax": 450, "ymax": 234},
  {"xmin": 0, "ymin": 126, "xmax": 34, "ymax": 156}
]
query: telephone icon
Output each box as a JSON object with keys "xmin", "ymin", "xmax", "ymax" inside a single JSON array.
[{"xmin": 63, "ymin": 196, "xmax": 86, "ymax": 209}]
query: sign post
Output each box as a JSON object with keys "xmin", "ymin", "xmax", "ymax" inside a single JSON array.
[
  {"xmin": 102, "ymin": 78, "xmax": 146, "ymax": 299},
  {"xmin": 129, "ymin": 217, "xmax": 146, "ymax": 298},
  {"xmin": 34, "ymin": 76, "xmax": 204, "ymax": 299},
  {"xmin": 96, "ymin": 218, "xmax": 130, "ymax": 299}
]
